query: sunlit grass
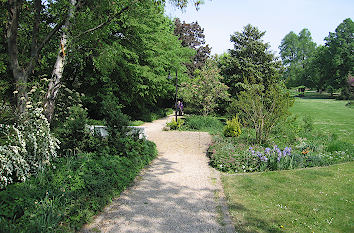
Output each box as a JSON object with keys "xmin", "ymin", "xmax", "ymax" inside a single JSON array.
[
  {"xmin": 222, "ymin": 162, "xmax": 354, "ymax": 232},
  {"xmin": 291, "ymin": 98, "xmax": 354, "ymax": 144}
]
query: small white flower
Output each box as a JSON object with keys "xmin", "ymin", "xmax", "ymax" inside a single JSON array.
[
  {"xmin": 26, "ymin": 105, "xmax": 33, "ymax": 109},
  {"xmin": 13, "ymin": 90, "xmax": 19, "ymax": 94},
  {"xmin": 20, "ymin": 97, "xmax": 26, "ymax": 100}
]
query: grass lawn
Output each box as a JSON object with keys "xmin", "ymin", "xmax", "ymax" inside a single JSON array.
[
  {"xmin": 222, "ymin": 162, "xmax": 354, "ymax": 232},
  {"xmin": 291, "ymin": 98, "xmax": 354, "ymax": 144}
]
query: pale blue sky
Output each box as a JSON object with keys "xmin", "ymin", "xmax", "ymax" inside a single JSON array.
[{"xmin": 165, "ymin": 0, "xmax": 354, "ymax": 55}]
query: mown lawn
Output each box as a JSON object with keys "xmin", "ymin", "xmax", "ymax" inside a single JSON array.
[
  {"xmin": 291, "ymin": 98, "xmax": 354, "ymax": 144},
  {"xmin": 222, "ymin": 162, "xmax": 354, "ymax": 232}
]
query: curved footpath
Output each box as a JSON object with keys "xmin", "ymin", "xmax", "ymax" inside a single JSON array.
[{"xmin": 82, "ymin": 115, "xmax": 234, "ymax": 233}]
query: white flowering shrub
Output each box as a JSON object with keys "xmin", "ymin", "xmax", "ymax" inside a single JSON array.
[
  {"xmin": 0, "ymin": 107, "xmax": 60, "ymax": 189},
  {"xmin": 0, "ymin": 126, "xmax": 29, "ymax": 189}
]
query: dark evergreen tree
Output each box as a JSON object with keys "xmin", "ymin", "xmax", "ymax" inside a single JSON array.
[{"xmin": 218, "ymin": 24, "xmax": 282, "ymax": 97}]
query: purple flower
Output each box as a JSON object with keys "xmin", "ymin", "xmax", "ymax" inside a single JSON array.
[
  {"xmin": 265, "ymin": 147, "xmax": 271, "ymax": 155},
  {"xmin": 277, "ymin": 149, "xmax": 282, "ymax": 157},
  {"xmin": 261, "ymin": 156, "xmax": 268, "ymax": 162}
]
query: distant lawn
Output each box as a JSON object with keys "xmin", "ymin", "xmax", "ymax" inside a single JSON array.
[
  {"xmin": 222, "ymin": 162, "xmax": 354, "ymax": 233},
  {"xmin": 291, "ymin": 98, "xmax": 354, "ymax": 144}
]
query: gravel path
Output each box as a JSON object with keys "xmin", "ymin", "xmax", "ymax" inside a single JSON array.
[{"xmin": 82, "ymin": 115, "xmax": 234, "ymax": 233}]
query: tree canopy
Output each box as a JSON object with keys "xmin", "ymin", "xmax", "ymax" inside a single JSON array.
[
  {"xmin": 279, "ymin": 28, "xmax": 316, "ymax": 87},
  {"xmin": 219, "ymin": 24, "xmax": 282, "ymax": 97},
  {"xmin": 174, "ymin": 18, "xmax": 211, "ymax": 77}
]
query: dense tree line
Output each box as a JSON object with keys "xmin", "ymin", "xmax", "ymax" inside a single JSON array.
[{"xmin": 279, "ymin": 18, "xmax": 353, "ymax": 99}]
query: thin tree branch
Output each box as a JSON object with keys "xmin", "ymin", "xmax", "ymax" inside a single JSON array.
[
  {"xmin": 74, "ymin": 0, "xmax": 140, "ymax": 39},
  {"xmin": 25, "ymin": 18, "xmax": 66, "ymax": 75}
]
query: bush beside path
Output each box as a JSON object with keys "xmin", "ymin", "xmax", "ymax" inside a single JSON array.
[{"xmin": 82, "ymin": 115, "xmax": 234, "ymax": 233}]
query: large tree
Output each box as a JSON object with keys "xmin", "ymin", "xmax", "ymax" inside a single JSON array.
[
  {"xmin": 174, "ymin": 18, "xmax": 211, "ymax": 77},
  {"xmin": 324, "ymin": 18, "xmax": 354, "ymax": 97},
  {"xmin": 4, "ymin": 0, "xmax": 203, "ymax": 121},
  {"xmin": 61, "ymin": 2, "xmax": 193, "ymax": 120},
  {"xmin": 279, "ymin": 28, "xmax": 316, "ymax": 87},
  {"xmin": 219, "ymin": 24, "xmax": 282, "ymax": 97}
]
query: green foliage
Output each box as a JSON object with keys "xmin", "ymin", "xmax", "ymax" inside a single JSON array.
[
  {"xmin": 180, "ymin": 59, "xmax": 229, "ymax": 115},
  {"xmin": 138, "ymin": 108, "xmax": 173, "ymax": 122},
  {"xmin": 326, "ymin": 140, "xmax": 353, "ymax": 153},
  {"xmin": 51, "ymin": 85, "xmax": 84, "ymax": 127},
  {"xmin": 129, "ymin": 120, "xmax": 145, "ymax": 126},
  {"xmin": 70, "ymin": 2, "xmax": 193, "ymax": 120},
  {"xmin": 166, "ymin": 118, "xmax": 184, "ymax": 130},
  {"xmin": 101, "ymin": 95, "xmax": 130, "ymax": 138},
  {"xmin": 0, "ymin": 140, "xmax": 157, "ymax": 232},
  {"xmin": 218, "ymin": 24, "xmax": 282, "ymax": 97},
  {"xmin": 324, "ymin": 18, "xmax": 354, "ymax": 95},
  {"xmin": 229, "ymin": 84, "xmax": 294, "ymax": 143},
  {"xmin": 54, "ymin": 105, "xmax": 92, "ymax": 155},
  {"xmin": 181, "ymin": 115, "xmax": 224, "ymax": 134},
  {"xmin": 279, "ymin": 29, "xmax": 317, "ymax": 87},
  {"xmin": 289, "ymin": 19, "xmax": 354, "ymax": 95},
  {"xmin": 223, "ymin": 116, "xmax": 242, "ymax": 137}
]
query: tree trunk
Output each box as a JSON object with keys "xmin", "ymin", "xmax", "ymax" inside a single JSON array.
[
  {"xmin": 44, "ymin": 0, "xmax": 77, "ymax": 122},
  {"xmin": 7, "ymin": 0, "xmax": 27, "ymax": 113}
]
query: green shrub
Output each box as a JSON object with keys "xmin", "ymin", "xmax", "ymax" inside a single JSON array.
[
  {"xmin": 182, "ymin": 115, "xmax": 224, "ymax": 134},
  {"xmin": 229, "ymin": 84, "xmax": 294, "ymax": 143},
  {"xmin": 0, "ymin": 140, "xmax": 157, "ymax": 232},
  {"xmin": 302, "ymin": 114, "xmax": 314, "ymax": 132},
  {"xmin": 54, "ymin": 105, "xmax": 91, "ymax": 154},
  {"xmin": 166, "ymin": 118, "xmax": 184, "ymax": 130},
  {"xmin": 223, "ymin": 116, "xmax": 242, "ymax": 137}
]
